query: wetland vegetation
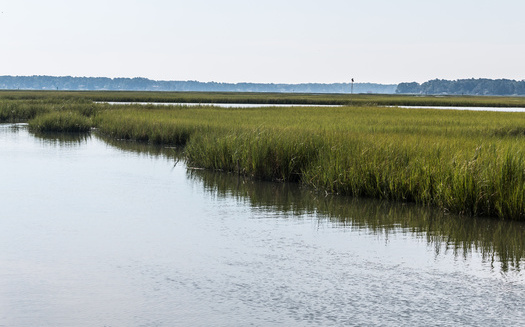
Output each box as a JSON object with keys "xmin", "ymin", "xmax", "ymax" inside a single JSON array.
[
  {"xmin": 28, "ymin": 111, "xmax": 92, "ymax": 133},
  {"xmin": 3, "ymin": 90, "xmax": 525, "ymax": 221}
]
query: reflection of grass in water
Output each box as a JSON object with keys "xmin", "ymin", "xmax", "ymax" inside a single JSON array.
[
  {"xmin": 30, "ymin": 129, "xmax": 91, "ymax": 147},
  {"xmin": 189, "ymin": 168, "xmax": 525, "ymax": 273},
  {"xmin": 0, "ymin": 123, "xmax": 27, "ymax": 134},
  {"xmin": 95, "ymin": 132, "xmax": 183, "ymax": 161}
]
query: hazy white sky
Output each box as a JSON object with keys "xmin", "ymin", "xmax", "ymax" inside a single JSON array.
[{"xmin": 1, "ymin": 0, "xmax": 524, "ymax": 84}]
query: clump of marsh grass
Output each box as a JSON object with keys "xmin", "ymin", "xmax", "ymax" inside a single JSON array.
[
  {"xmin": 0, "ymin": 97, "xmax": 100, "ymax": 123},
  {"xmin": 186, "ymin": 128, "xmax": 323, "ymax": 182},
  {"xmin": 0, "ymin": 100, "xmax": 52, "ymax": 122},
  {"xmin": 28, "ymin": 111, "xmax": 92, "ymax": 133},
  {"xmin": 93, "ymin": 108, "xmax": 194, "ymax": 145}
]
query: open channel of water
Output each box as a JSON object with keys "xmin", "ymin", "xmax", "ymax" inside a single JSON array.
[
  {"xmin": 1, "ymin": 123, "xmax": 524, "ymax": 326},
  {"xmin": 101, "ymin": 101, "xmax": 525, "ymax": 112},
  {"xmin": 99, "ymin": 102, "xmax": 343, "ymax": 108}
]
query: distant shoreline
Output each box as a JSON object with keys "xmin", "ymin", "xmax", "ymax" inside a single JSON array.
[
  {"xmin": 0, "ymin": 75, "xmax": 396, "ymax": 94},
  {"xmin": 2, "ymin": 75, "xmax": 524, "ymax": 96}
]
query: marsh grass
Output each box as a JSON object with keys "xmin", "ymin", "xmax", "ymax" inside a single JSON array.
[
  {"xmin": 93, "ymin": 105, "xmax": 525, "ymax": 220},
  {"xmin": 93, "ymin": 107, "xmax": 194, "ymax": 144},
  {"xmin": 28, "ymin": 111, "xmax": 93, "ymax": 133},
  {"xmin": 185, "ymin": 128, "xmax": 323, "ymax": 182},
  {"xmin": 0, "ymin": 98, "xmax": 98, "ymax": 123},
  {"xmin": 0, "ymin": 100, "xmax": 52, "ymax": 122}
]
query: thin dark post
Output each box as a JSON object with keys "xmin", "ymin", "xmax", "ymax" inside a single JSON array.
[{"xmin": 351, "ymin": 78, "xmax": 354, "ymax": 94}]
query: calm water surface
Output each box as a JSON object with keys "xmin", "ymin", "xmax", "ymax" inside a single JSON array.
[
  {"xmin": 392, "ymin": 105, "xmax": 525, "ymax": 112},
  {"xmin": 1, "ymin": 124, "xmax": 524, "ymax": 326},
  {"xmin": 100, "ymin": 102, "xmax": 342, "ymax": 108},
  {"xmin": 102, "ymin": 101, "xmax": 525, "ymax": 112}
]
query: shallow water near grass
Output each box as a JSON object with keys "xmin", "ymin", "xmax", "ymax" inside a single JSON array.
[
  {"xmin": 101, "ymin": 101, "xmax": 525, "ymax": 111},
  {"xmin": 100, "ymin": 101, "xmax": 343, "ymax": 108},
  {"xmin": 1, "ymin": 123, "xmax": 524, "ymax": 326},
  {"xmin": 392, "ymin": 105, "xmax": 525, "ymax": 112}
]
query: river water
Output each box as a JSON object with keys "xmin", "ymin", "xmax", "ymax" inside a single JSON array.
[
  {"xmin": 100, "ymin": 102, "xmax": 343, "ymax": 108},
  {"xmin": 102, "ymin": 101, "xmax": 525, "ymax": 112},
  {"xmin": 1, "ymin": 124, "xmax": 524, "ymax": 326}
]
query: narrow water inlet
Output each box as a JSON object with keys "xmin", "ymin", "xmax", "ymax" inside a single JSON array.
[
  {"xmin": 99, "ymin": 101, "xmax": 525, "ymax": 111},
  {"xmin": 98, "ymin": 101, "xmax": 343, "ymax": 108}
]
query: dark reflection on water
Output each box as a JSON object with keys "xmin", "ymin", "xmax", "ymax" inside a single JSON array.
[
  {"xmin": 3, "ymin": 123, "xmax": 92, "ymax": 147},
  {"xmin": 30, "ymin": 131, "xmax": 91, "ymax": 147},
  {"xmin": 0, "ymin": 122, "xmax": 26, "ymax": 134},
  {"xmin": 188, "ymin": 169, "xmax": 525, "ymax": 273},
  {"xmin": 95, "ymin": 132, "xmax": 182, "ymax": 160}
]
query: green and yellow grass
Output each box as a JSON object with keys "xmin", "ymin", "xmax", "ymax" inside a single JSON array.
[{"xmin": 28, "ymin": 111, "xmax": 93, "ymax": 133}]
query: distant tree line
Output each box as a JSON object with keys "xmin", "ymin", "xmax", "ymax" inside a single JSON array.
[
  {"xmin": 396, "ymin": 78, "xmax": 525, "ymax": 96},
  {"xmin": 0, "ymin": 75, "xmax": 397, "ymax": 94}
]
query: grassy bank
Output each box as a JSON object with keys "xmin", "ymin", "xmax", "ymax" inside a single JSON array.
[
  {"xmin": 28, "ymin": 111, "xmax": 93, "ymax": 133},
  {"xmin": 93, "ymin": 104, "xmax": 525, "ymax": 221},
  {"xmin": 0, "ymin": 98, "xmax": 98, "ymax": 123}
]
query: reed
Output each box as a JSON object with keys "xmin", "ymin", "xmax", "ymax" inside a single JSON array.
[
  {"xmin": 28, "ymin": 111, "xmax": 92, "ymax": 133},
  {"xmin": 0, "ymin": 98, "xmax": 98, "ymax": 123},
  {"xmin": 93, "ymin": 107, "xmax": 195, "ymax": 145},
  {"xmin": 185, "ymin": 128, "xmax": 323, "ymax": 182},
  {"xmin": 0, "ymin": 100, "xmax": 51, "ymax": 122}
]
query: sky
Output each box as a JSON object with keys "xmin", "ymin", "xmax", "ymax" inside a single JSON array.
[{"xmin": 0, "ymin": 0, "xmax": 524, "ymax": 84}]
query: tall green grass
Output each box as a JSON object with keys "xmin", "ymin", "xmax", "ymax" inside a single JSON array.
[
  {"xmin": 0, "ymin": 98, "xmax": 98, "ymax": 123},
  {"xmin": 0, "ymin": 100, "xmax": 52, "ymax": 122},
  {"xmin": 185, "ymin": 129, "xmax": 323, "ymax": 182},
  {"xmin": 28, "ymin": 111, "xmax": 92, "ymax": 133},
  {"xmin": 93, "ymin": 107, "xmax": 194, "ymax": 145}
]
